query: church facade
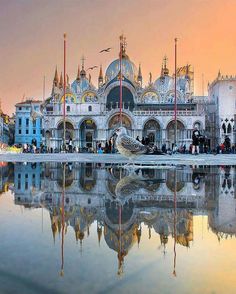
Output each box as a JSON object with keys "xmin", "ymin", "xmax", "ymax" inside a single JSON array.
[{"xmin": 42, "ymin": 37, "xmax": 205, "ymax": 151}]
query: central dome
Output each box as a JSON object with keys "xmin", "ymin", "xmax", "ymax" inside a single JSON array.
[
  {"xmin": 105, "ymin": 55, "xmax": 138, "ymax": 82},
  {"xmin": 154, "ymin": 75, "xmax": 173, "ymax": 93}
]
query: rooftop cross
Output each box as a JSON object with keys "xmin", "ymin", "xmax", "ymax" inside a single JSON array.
[
  {"xmin": 120, "ymin": 34, "xmax": 127, "ymax": 53},
  {"xmin": 163, "ymin": 55, "xmax": 168, "ymax": 69},
  {"xmin": 81, "ymin": 55, "xmax": 86, "ymax": 70}
]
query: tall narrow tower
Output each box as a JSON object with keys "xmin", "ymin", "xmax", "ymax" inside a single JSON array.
[
  {"xmin": 98, "ymin": 65, "xmax": 103, "ymax": 87},
  {"xmin": 137, "ymin": 64, "xmax": 143, "ymax": 87}
]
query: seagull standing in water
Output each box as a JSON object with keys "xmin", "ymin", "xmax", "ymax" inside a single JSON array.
[{"xmin": 114, "ymin": 127, "xmax": 147, "ymax": 165}]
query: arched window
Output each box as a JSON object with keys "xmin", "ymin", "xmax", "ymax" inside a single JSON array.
[
  {"xmin": 88, "ymin": 105, "xmax": 92, "ymax": 112},
  {"xmin": 227, "ymin": 124, "xmax": 232, "ymax": 134},
  {"xmin": 106, "ymin": 86, "xmax": 135, "ymax": 111},
  {"xmin": 222, "ymin": 123, "xmax": 226, "ymax": 134},
  {"xmin": 67, "ymin": 106, "xmax": 70, "ymax": 112},
  {"xmin": 194, "ymin": 122, "xmax": 201, "ymax": 130}
]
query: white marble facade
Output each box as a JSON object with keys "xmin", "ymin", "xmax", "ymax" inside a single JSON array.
[{"xmin": 42, "ymin": 38, "xmax": 205, "ymax": 151}]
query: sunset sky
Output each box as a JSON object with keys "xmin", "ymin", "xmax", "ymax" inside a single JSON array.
[{"xmin": 0, "ymin": 0, "xmax": 236, "ymax": 114}]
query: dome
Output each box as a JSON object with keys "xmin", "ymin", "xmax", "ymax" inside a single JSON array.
[
  {"xmin": 105, "ymin": 55, "xmax": 138, "ymax": 82},
  {"xmin": 71, "ymin": 78, "xmax": 90, "ymax": 94},
  {"xmin": 178, "ymin": 77, "xmax": 190, "ymax": 93},
  {"xmin": 71, "ymin": 64, "xmax": 95, "ymax": 95},
  {"xmin": 154, "ymin": 75, "xmax": 173, "ymax": 93}
]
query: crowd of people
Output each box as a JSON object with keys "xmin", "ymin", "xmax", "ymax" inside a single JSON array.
[{"xmin": 14, "ymin": 130, "xmax": 235, "ymax": 155}]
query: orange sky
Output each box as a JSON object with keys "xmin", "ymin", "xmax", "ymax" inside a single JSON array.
[{"xmin": 1, "ymin": 0, "xmax": 236, "ymax": 115}]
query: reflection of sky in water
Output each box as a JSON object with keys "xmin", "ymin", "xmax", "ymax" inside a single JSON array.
[{"xmin": 0, "ymin": 163, "xmax": 236, "ymax": 294}]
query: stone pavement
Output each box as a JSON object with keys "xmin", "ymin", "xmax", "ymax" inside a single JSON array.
[{"xmin": 0, "ymin": 153, "xmax": 235, "ymax": 165}]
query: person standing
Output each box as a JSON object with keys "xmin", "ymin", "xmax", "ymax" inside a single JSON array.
[
  {"xmin": 192, "ymin": 126, "xmax": 201, "ymax": 155},
  {"xmin": 105, "ymin": 140, "xmax": 109, "ymax": 153},
  {"xmin": 108, "ymin": 139, "xmax": 112, "ymax": 153},
  {"xmin": 224, "ymin": 136, "xmax": 231, "ymax": 153},
  {"xmin": 69, "ymin": 137, "xmax": 73, "ymax": 153}
]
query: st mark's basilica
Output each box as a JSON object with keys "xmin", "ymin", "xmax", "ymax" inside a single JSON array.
[{"xmin": 42, "ymin": 36, "xmax": 205, "ymax": 151}]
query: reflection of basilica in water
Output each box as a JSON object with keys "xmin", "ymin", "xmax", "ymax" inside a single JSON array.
[{"xmin": 5, "ymin": 163, "xmax": 236, "ymax": 273}]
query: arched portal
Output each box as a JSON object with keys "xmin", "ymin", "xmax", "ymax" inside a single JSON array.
[
  {"xmin": 166, "ymin": 170, "xmax": 185, "ymax": 192},
  {"xmin": 227, "ymin": 123, "xmax": 232, "ymax": 134},
  {"xmin": 143, "ymin": 119, "xmax": 161, "ymax": 146},
  {"xmin": 57, "ymin": 165, "xmax": 74, "ymax": 188},
  {"xmin": 106, "ymin": 86, "xmax": 135, "ymax": 111},
  {"xmin": 80, "ymin": 119, "xmax": 97, "ymax": 150},
  {"xmin": 79, "ymin": 163, "xmax": 97, "ymax": 191},
  {"xmin": 45, "ymin": 130, "xmax": 51, "ymax": 149},
  {"xmin": 57, "ymin": 121, "xmax": 75, "ymax": 141},
  {"xmin": 166, "ymin": 120, "xmax": 185, "ymax": 148},
  {"xmin": 108, "ymin": 113, "xmax": 132, "ymax": 137},
  {"xmin": 55, "ymin": 121, "xmax": 75, "ymax": 150},
  {"xmin": 222, "ymin": 123, "xmax": 226, "ymax": 134}
]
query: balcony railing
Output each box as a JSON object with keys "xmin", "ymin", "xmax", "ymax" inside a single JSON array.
[
  {"xmin": 132, "ymin": 110, "xmax": 199, "ymax": 116},
  {"xmin": 44, "ymin": 108, "xmax": 199, "ymax": 116}
]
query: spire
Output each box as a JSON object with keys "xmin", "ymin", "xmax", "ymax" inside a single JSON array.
[
  {"xmin": 149, "ymin": 72, "xmax": 152, "ymax": 85},
  {"xmin": 76, "ymin": 64, "xmax": 80, "ymax": 81},
  {"xmin": 53, "ymin": 66, "xmax": 59, "ymax": 86},
  {"xmin": 98, "ymin": 64, "xmax": 103, "ymax": 87},
  {"xmin": 59, "ymin": 72, "xmax": 63, "ymax": 88},
  {"xmin": 137, "ymin": 63, "xmax": 142, "ymax": 86},
  {"xmin": 161, "ymin": 56, "xmax": 169, "ymax": 76},
  {"xmin": 148, "ymin": 226, "xmax": 151, "ymax": 239},
  {"xmin": 136, "ymin": 226, "xmax": 142, "ymax": 247},
  {"xmin": 80, "ymin": 55, "xmax": 86, "ymax": 77},
  {"xmin": 66, "ymin": 74, "xmax": 69, "ymax": 86},
  {"xmin": 51, "ymin": 222, "xmax": 57, "ymax": 244},
  {"xmin": 119, "ymin": 34, "xmax": 128, "ymax": 59},
  {"xmin": 97, "ymin": 222, "xmax": 102, "ymax": 246},
  {"xmin": 218, "ymin": 69, "xmax": 221, "ymax": 79},
  {"xmin": 117, "ymin": 251, "xmax": 124, "ymax": 276}
]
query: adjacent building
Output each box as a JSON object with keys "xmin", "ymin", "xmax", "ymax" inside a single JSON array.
[
  {"xmin": 0, "ymin": 114, "xmax": 9, "ymax": 145},
  {"xmin": 207, "ymin": 72, "xmax": 236, "ymax": 148},
  {"xmin": 14, "ymin": 99, "xmax": 42, "ymax": 147}
]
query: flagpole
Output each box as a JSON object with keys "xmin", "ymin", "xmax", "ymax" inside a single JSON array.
[
  {"xmin": 63, "ymin": 33, "xmax": 66, "ymax": 151},
  {"xmin": 173, "ymin": 169, "xmax": 177, "ymax": 277},
  {"xmin": 174, "ymin": 38, "xmax": 178, "ymax": 147},
  {"xmin": 119, "ymin": 35, "xmax": 123, "ymax": 126},
  {"xmin": 60, "ymin": 163, "xmax": 66, "ymax": 276}
]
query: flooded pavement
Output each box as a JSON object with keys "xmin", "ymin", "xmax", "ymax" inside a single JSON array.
[
  {"xmin": 1, "ymin": 153, "xmax": 236, "ymax": 166},
  {"xmin": 0, "ymin": 162, "xmax": 236, "ymax": 294}
]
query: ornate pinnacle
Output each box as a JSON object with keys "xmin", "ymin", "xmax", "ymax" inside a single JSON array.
[
  {"xmin": 98, "ymin": 65, "xmax": 103, "ymax": 87},
  {"xmin": 59, "ymin": 72, "xmax": 63, "ymax": 88},
  {"xmin": 53, "ymin": 66, "xmax": 59, "ymax": 85},
  {"xmin": 161, "ymin": 56, "xmax": 169, "ymax": 76},
  {"xmin": 99, "ymin": 64, "xmax": 103, "ymax": 79},
  {"xmin": 138, "ymin": 63, "xmax": 142, "ymax": 78},
  {"xmin": 81, "ymin": 55, "xmax": 85, "ymax": 70},
  {"xmin": 119, "ymin": 34, "xmax": 128, "ymax": 58}
]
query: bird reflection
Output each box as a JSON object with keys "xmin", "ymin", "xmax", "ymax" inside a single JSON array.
[
  {"xmin": 113, "ymin": 168, "xmax": 165, "ymax": 201},
  {"xmin": 115, "ymin": 171, "xmax": 147, "ymax": 200}
]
